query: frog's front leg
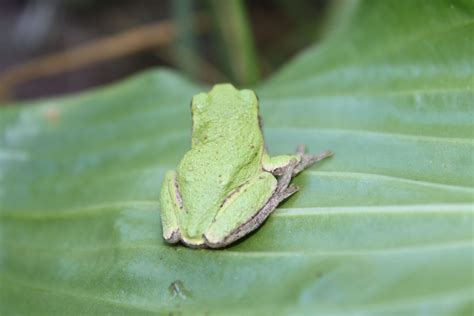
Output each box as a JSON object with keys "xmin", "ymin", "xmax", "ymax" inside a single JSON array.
[
  {"xmin": 159, "ymin": 170, "xmax": 182, "ymax": 243},
  {"xmin": 292, "ymin": 145, "xmax": 333, "ymax": 175}
]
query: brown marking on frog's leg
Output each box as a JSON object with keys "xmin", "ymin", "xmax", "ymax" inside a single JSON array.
[
  {"xmin": 275, "ymin": 159, "xmax": 298, "ymax": 193},
  {"xmin": 218, "ymin": 181, "xmax": 248, "ymax": 211},
  {"xmin": 292, "ymin": 145, "xmax": 333, "ymax": 175},
  {"xmin": 204, "ymin": 162, "xmax": 298, "ymax": 248}
]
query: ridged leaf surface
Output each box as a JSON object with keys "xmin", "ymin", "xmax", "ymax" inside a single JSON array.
[{"xmin": 1, "ymin": 0, "xmax": 473, "ymax": 314}]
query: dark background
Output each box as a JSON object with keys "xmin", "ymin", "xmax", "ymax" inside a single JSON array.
[{"xmin": 0, "ymin": 0, "xmax": 330, "ymax": 102}]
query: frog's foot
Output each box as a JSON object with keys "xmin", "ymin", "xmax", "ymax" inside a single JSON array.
[{"xmin": 293, "ymin": 145, "xmax": 333, "ymax": 175}]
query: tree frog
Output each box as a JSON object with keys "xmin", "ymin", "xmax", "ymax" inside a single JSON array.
[{"xmin": 160, "ymin": 84, "xmax": 332, "ymax": 248}]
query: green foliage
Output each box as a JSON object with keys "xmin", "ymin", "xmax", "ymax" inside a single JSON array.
[
  {"xmin": 209, "ymin": 0, "xmax": 260, "ymax": 85},
  {"xmin": 1, "ymin": 0, "xmax": 473, "ymax": 314}
]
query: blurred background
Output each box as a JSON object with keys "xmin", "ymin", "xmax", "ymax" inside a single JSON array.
[{"xmin": 0, "ymin": 0, "xmax": 333, "ymax": 103}]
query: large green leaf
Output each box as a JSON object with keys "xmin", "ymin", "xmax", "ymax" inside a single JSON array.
[{"xmin": 1, "ymin": 0, "xmax": 473, "ymax": 314}]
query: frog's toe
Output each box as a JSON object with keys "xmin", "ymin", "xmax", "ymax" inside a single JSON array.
[
  {"xmin": 296, "ymin": 144, "xmax": 307, "ymax": 156},
  {"xmin": 178, "ymin": 235, "xmax": 208, "ymax": 249},
  {"xmin": 203, "ymin": 233, "xmax": 227, "ymax": 249},
  {"xmin": 164, "ymin": 228, "xmax": 181, "ymax": 244}
]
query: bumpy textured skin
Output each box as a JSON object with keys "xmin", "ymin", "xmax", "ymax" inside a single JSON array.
[{"xmin": 159, "ymin": 84, "xmax": 332, "ymax": 248}]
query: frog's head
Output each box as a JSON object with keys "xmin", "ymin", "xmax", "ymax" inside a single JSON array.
[
  {"xmin": 190, "ymin": 84, "xmax": 260, "ymax": 146},
  {"xmin": 191, "ymin": 83, "xmax": 259, "ymax": 122}
]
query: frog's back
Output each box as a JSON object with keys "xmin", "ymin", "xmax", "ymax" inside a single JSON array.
[{"xmin": 176, "ymin": 84, "xmax": 265, "ymax": 239}]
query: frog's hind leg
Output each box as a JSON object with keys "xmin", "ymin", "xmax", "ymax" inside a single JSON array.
[
  {"xmin": 238, "ymin": 146, "xmax": 332, "ymax": 238},
  {"xmin": 203, "ymin": 172, "xmax": 278, "ymax": 248},
  {"xmin": 203, "ymin": 147, "xmax": 332, "ymax": 248},
  {"xmin": 206, "ymin": 161, "xmax": 299, "ymax": 248},
  {"xmin": 159, "ymin": 170, "xmax": 182, "ymax": 244},
  {"xmin": 227, "ymin": 146, "xmax": 332, "ymax": 246}
]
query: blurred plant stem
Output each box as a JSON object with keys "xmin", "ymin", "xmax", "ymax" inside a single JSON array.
[
  {"xmin": 208, "ymin": 0, "xmax": 260, "ymax": 86},
  {"xmin": 172, "ymin": 0, "xmax": 199, "ymax": 80},
  {"xmin": 0, "ymin": 20, "xmax": 175, "ymax": 102}
]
